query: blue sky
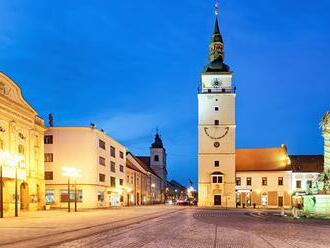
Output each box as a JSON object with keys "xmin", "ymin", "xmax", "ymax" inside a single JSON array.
[{"xmin": 0, "ymin": 0, "xmax": 329, "ymax": 186}]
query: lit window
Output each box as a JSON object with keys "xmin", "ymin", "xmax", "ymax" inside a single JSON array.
[
  {"xmin": 236, "ymin": 177, "xmax": 241, "ymax": 186},
  {"xmin": 262, "ymin": 177, "xmax": 267, "ymax": 186},
  {"xmin": 247, "ymin": 177, "xmax": 252, "ymax": 186}
]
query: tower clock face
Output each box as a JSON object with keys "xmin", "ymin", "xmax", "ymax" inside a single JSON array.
[{"xmin": 212, "ymin": 79, "xmax": 222, "ymax": 88}]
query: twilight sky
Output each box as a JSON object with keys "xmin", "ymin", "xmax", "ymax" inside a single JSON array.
[{"xmin": 0, "ymin": 0, "xmax": 329, "ymax": 186}]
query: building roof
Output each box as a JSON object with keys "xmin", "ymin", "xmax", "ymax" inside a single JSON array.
[
  {"xmin": 130, "ymin": 154, "xmax": 162, "ymax": 180},
  {"xmin": 151, "ymin": 133, "xmax": 164, "ymax": 148},
  {"xmin": 126, "ymin": 158, "xmax": 144, "ymax": 174},
  {"xmin": 236, "ymin": 146, "xmax": 291, "ymax": 172},
  {"xmin": 136, "ymin": 156, "xmax": 150, "ymax": 167},
  {"xmin": 290, "ymin": 155, "xmax": 324, "ymax": 173}
]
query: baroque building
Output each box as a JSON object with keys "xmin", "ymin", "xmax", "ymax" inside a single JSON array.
[{"xmin": 0, "ymin": 72, "xmax": 45, "ymax": 215}]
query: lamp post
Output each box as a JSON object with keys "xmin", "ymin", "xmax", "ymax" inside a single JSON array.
[{"xmin": 62, "ymin": 167, "xmax": 81, "ymax": 213}]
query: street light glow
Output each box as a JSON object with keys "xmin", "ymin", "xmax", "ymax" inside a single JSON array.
[{"xmin": 62, "ymin": 167, "xmax": 81, "ymax": 178}]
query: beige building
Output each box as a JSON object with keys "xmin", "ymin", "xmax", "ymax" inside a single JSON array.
[
  {"xmin": 44, "ymin": 126, "xmax": 127, "ymax": 209},
  {"xmin": 0, "ymin": 72, "xmax": 45, "ymax": 215},
  {"xmin": 235, "ymin": 147, "xmax": 292, "ymax": 208}
]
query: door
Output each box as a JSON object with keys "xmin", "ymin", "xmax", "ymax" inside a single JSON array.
[
  {"xmin": 278, "ymin": 196, "xmax": 283, "ymax": 207},
  {"xmin": 214, "ymin": 195, "xmax": 221, "ymax": 206}
]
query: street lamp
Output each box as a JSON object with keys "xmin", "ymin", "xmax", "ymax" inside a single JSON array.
[
  {"xmin": 62, "ymin": 167, "xmax": 81, "ymax": 212},
  {"xmin": 8, "ymin": 154, "xmax": 24, "ymax": 217},
  {"xmin": 0, "ymin": 151, "xmax": 10, "ymax": 218}
]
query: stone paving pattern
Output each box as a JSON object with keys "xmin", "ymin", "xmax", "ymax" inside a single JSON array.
[{"xmin": 1, "ymin": 206, "xmax": 330, "ymax": 247}]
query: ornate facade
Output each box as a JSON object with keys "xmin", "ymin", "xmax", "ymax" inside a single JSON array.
[{"xmin": 0, "ymin": 72, "xmax": 45, "ymax": 215}]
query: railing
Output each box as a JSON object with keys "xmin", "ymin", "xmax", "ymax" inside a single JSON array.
[{"xmin": 197, "ymin": 86, "xmax": 236, "ymax": 94}]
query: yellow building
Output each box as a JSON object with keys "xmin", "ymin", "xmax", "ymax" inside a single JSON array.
[
  {"xmin": 44, "ymin": 126, "xmax": 127, "ymax": 209},
  {"xmin": 0, "ymin": 72, "xmax": 45, "ymax": 216}
]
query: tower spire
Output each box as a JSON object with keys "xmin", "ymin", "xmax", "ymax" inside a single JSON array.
[{"xmin": 203, "ymin": 0, "xmax": 229, "ymax": 73}]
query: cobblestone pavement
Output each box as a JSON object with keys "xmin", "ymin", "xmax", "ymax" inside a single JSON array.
[
  {"xmin": 54, "ymin": 208, "xmax": 330, "ymax": 248},
  {"xmin": 1, "ymin": 207, "xmax": 330, "ymax": 248}
]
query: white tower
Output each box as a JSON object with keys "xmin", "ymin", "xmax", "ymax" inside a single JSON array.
[
  {"xmin": 321, "ymin": 111, "xmax": 330, "ymax": 173},
  {"xmin": 198, "ymin": 8, "xmax": 236, "ymax": 207},
  {"xmin": 150, "ymin": 132, "xmax": 167, "ymax": 198}
]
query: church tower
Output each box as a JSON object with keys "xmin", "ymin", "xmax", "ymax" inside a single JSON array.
[
  {"xmin": 198, "ymin": 4, "xmax": 236, "ymax": 207},
  {"xmin": 150, "ymin": 132, "xmax": 167, "ymax": 195}
]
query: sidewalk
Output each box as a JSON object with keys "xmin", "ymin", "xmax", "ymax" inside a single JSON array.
[{"xmin": 0, "ymin": 205, "xmax": 182, "ymax": 247}]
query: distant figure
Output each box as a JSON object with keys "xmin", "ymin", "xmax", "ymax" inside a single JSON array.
[{"xmin": 48, "ymin": 113, "xmax": 54, "ymax": 127}]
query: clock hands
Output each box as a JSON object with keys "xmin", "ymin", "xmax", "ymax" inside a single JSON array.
[{"xmin": 204, "ymin": 127, "xmax": 229, "ymax": 140}]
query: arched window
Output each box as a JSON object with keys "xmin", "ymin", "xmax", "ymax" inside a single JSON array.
[
  {"xmin": 154, "ymin": 155, "xmax": 159, "ymax": 162},
  {"xmin": 18, "ymin": 144, "xmax": 24, "ymax": 155}
]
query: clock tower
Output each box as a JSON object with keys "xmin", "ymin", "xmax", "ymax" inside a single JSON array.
[{"xmin": 198, "ymin": 6, "xmax": 236, "ymax": 207}]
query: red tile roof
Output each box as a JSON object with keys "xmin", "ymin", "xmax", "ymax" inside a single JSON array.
[{"xmin": 236, "ymin": 146, "xmax": 291, "ymax": 171}]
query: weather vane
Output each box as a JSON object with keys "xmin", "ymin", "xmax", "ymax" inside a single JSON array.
[{"xmin": 215, "ymin": 0, "xmax": 219, "ymax": 16}]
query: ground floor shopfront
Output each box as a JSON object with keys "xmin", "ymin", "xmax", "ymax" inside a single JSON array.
[
  {"xmin": 45, "ymin": 184, "xmax": 126, "ymax": 209},
  {"xmin": 235, "ymin": 190, "xmax": 292, "ymax": 208}
]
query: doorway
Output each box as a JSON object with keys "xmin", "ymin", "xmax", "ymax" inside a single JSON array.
[
  {"xmin": 20, "ymin": 183, "xmax": 29, "ymax": 210},
  {"xmin": 278, "ymin": 196, "xmax": 283, "ymax": 207},
  {"xmin": 214, "ymin": 195, "xmax": 221, "ymax": 206}
]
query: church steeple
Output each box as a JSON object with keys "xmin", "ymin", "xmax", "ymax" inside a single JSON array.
[{"xmin": 203, "ymin": 1, "xmax": 229, "ymax": 73}]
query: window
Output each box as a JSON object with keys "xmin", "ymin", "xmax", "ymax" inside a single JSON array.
[
  {"xmin": 18, "ymin": 144, "xmax": 24, "ymax": 155},
  {"xmin": 119, "ymin": 151, "xmax": 124, "ymax": 159},
  {"xmin": 307, "ymin": 180, "xmax": 313, "ymax": 189},
  {"xmin": 44, "ymin": 171, "xmax": 53, "ymax": 180},
  {"xmin": 278, "ymin": 177, "xmax": 283, "ymax": 186},
  {"xmin": 247, "ymin": 177, "xmax": 252, "ymax": 186},
  {"xmin": 60, "ymin": 190, "xmax": 83, "ymax": 202},
  {"xmin": 111, "ymin": 177, "xmax": 116, "ymax": 187},
  {"xmin": 45, "ymin": 189, "xmax": 55, "ymax": 203},
  {"xmin": 119, "ymin": 165, "xmax": 124, "ymax": 172},
  {"xmin": 44, "ymin": 135, "xmax": 53, "ymax": 144},
  {"xmin": 214, "ymin": 161, "xmax": 219, "ymax": 167},
  {"xmin": 127, "ymin": 175, "xmax": 130, "ymax": 183},
  {"xmin": 214, "ymin": 120, "xmax": 219, "ymax": 125},
  {"xmin": 120, "ymin": 179, "xmax": 124, "ymax": 186},
  {"xmin": 99, "ymin": 156, "xmax": 105, "ymax": 166},
  {"xmin": 111, "ymin": 162, "xmax": 116, "ymax": 172},
  {"xmin": 262, "ymin": 177, "xmax": 267, "ymax": 186},
  {"xmin": 110, "ymin": 146, "xmax": 116, "ymax": 157},
  {"xmin": 120, "ymin": 195, "xmax": 124, "ymax": 202},
  {"xmin": 296, "ymin": 180, "xmax": 301, "ymax": 189},
  {"xmin": 236, "ymin": 177, "xmax": 241, "ymax": 186},
  {"xmin": 154, "ymin": 155, "xmax": 159, "ymax": 162},
  {"xmin": 131, "ymin": 176, "xmax": 134, "ymax": 184},
  {"xmin": 99, "ymin": 139, "xmax": 106, "ymax": 149},
  {"xmin": 212, "ymin": 176, "xmax": 223, "ymax": 184},
  {"xmin": 99, "ymin": 173, "xmax": 105, "ymax": 182},
  {"xmin": 44, "ymin": 153, "xmax": 53, "ymax": 162},
  {"xmin": 215, "ymin": 107, "xmax": 219, "ymax": 111}
]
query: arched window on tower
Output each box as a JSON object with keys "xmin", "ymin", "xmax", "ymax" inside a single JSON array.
[{"xmin": 154, "ymin": 155, "xmax": 159, "ymax": 162}]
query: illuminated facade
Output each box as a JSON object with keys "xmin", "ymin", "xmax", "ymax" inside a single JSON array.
[
  {"xmin": 0, "ymin": 72, "xmax": 45, "ymax": 215},
  {"xmin": 198, "ymin": 13, "xmax": 236, "ymax": 207},
  {"xmin": 44, "ymin": 126, "xmax": 127, "ymax": 208}
]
